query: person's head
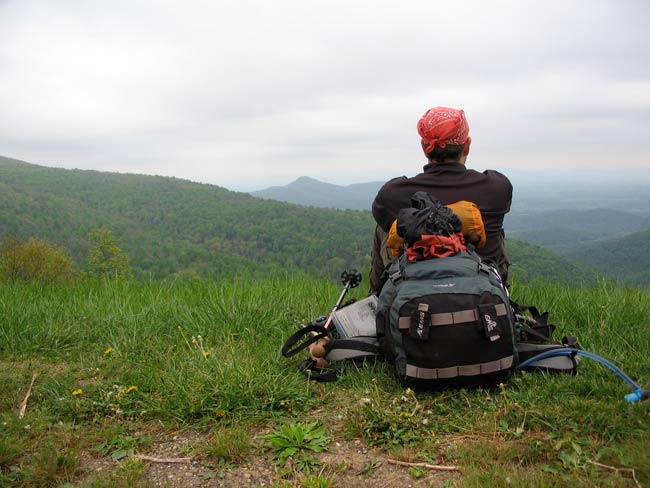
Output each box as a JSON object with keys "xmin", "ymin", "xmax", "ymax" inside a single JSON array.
[{"xmin": 417, "ymin": 106, "xmax": 471, "ymax": 164}]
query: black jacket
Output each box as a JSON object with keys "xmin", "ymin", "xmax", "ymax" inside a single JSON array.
[{"xmin": 372, "ymin": 161, "xmax": 512, "ymax": 282}]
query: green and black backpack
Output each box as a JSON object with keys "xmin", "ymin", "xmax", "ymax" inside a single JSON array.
[{"xmin": 376, "ymin": 250, "xmax": 518, "ymax": 389}]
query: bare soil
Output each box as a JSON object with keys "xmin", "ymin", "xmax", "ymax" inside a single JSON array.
[{"xmin": 80, "ymin": 428, "xmax": 459, "ymax": 487}]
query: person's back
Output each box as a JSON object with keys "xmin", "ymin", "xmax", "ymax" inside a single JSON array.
[{"xmin": 370, "ymin": 106, "xmax": 512, "ymax": 292}]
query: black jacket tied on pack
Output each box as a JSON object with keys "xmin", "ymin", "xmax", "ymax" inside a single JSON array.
[{"xmin": 396, "ymin": 191, "xmax": 463, "ymax": 247}]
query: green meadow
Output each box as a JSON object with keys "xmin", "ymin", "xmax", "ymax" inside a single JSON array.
[{"xmin": 1, "ymin": 276, "xmax": 648, "ymax": 487}]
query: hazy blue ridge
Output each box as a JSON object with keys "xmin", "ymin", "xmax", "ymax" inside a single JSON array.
[
  {"xmin": 250, "ymin": 176, "xmax": 383, "ymax": 210},
  {"xmin": 505, "ymin": 208, "xmax": 650, "ymax": 256}
]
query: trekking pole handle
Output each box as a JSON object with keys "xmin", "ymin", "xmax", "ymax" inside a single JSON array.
[
  {"xmin": 323, "ymin": 269, "xmax": 362, "ymax": 329},
  {"xmin": 333, "ymin": 269, "xmax": 362, "ymax": 310}
]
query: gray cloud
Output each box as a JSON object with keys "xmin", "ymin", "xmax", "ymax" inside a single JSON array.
[{"xmin": 1, "ymin": 0, "xmax": 648, "ymax": 190}]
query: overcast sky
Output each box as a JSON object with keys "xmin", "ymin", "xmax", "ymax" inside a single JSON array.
[{"xmin": 1, "ymin": 0, "xmax": 648, "ymax": 191}]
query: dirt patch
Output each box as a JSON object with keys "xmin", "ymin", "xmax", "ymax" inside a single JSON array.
[{"xmin": 79, "ymin": 429, "xmax": 459, "ymax": 487}]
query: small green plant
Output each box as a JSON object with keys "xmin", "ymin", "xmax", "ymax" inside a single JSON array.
[
  {"xmin": 262, "ymin": 422, "xmax": 330, "ymax": 474},
  {"xmin": 29, "ymin": 445, "xmax": 82, "ymax": 487},
  {"xmin": 94, "ymin": 426, "xmax": 152, "ymax": 461},
  {"xmin": 79, "ymin": 457, "xmax": 151, "ymax": 488},
  {"xmin": 345, "ymin": 388, "xmax": 426, "ymax": 448},
  {"xmin": 409, "ymin": 466, "xmax": 428, "ymax": 479},
  {"xmin": 301, "ymin": 474, "xmax": 336, "ymax": 488},
  {"xmin": 359, "ymin": 459, "xmax": 381, "ymax": 476},
  {"xmin": 203, "ymin": 424, "xmax": 251, "ymax": 462}
]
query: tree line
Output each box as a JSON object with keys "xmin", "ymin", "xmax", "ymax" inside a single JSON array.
[{"xmin": 0, "ymin": 228, "xmax": 130, "ymax": 284}]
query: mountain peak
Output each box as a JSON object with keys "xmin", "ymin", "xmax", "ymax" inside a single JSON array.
[{"xmin": 292, "ymin": 176, "xmax": 321, "ymax": 184}]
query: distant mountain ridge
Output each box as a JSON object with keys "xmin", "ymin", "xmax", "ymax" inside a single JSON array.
[
  {"xmin": 251, "ymin": 176, "xmax": 650, "ymax": 280},
  {"xmin": 505, "ymin": 208, "xmax": 650, "ymax": 254},
  {"xmin": 251, "ymin": 174, "xmax": 650, "ymax": 214},
  {"xmin": 250, "ymin": 176, "xmax": 383, "ymax": 210}
]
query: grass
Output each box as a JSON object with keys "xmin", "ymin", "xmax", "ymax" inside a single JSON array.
[{"xmin": 0, "ymin": 275, "xmax": 648, "ymax": 487}]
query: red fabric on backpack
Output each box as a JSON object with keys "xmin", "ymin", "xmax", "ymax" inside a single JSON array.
[{"xmin": 405, "ymin": 233, "xmax": 467, "ymax": 262}]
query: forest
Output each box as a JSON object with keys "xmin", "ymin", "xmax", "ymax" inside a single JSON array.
[{"xmin": 1, "ymin": 156, "xmax": 601, "ymax": 286}]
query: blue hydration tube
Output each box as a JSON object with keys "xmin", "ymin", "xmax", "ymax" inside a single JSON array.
[{"xmin": 515, "ymin": 348, "xmax": 649, "ymax": 403}]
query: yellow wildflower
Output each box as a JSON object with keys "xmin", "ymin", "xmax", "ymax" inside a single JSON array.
[
  {"xmin": 215, "ymin": 409, "xmax": 226, "ymax": 417},
  {"xmin": 104, "ymin": 347, "xmax": 113, "ymax": 355},
  {"xmin": 126, "ymin": 386, "xmax": 138, "ymax": 394},
  {"xmin": 72, "ymin": 389, "xmax": 83, "ymax": 396},
  {"xmin": 203, "ymin": 351, "xmax": 211, "ymax": 358}
]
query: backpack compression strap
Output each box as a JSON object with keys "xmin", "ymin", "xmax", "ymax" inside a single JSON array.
[{"xmin": 299, "ymin": 336, "xmax": 381, "ymax": 382}]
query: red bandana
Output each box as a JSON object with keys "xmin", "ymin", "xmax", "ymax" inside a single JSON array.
[
  {"xmin": 405, "ymin": 233, "xmax": 467, "ymax": 262},
  {"xmin": 417, "ymin": 107, "xmax": 470, "ymax": 153}
]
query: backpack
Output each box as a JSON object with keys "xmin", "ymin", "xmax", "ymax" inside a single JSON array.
[{"xmin": 376, "ymin": 250, "xmax": 518, "ymax": 389}]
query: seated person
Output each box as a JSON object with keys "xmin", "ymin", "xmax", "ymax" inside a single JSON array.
[{"xmin": 370, "ymin": 106, "xmax": 512, "ymax": 293}]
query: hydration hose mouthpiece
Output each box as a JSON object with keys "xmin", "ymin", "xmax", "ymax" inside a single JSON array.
[{"xmin": 625, "ymin": 388, "xmax": 650, "ymax": 404}]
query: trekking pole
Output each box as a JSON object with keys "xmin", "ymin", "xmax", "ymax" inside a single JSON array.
[
  {"xmin": 281, "ymin": 269, "xmax": 362, "ymax": 359},
  {"xmin": 322, "ymin": 269, "xmax": 362, "ymax": 330}
]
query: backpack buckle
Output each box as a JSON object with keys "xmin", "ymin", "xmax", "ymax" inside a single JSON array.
[{"xmin": 388, "ymin": 260, "xmax": 403, "ymax": 284}]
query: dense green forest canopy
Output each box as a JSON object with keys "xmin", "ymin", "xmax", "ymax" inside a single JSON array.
[
  {"xmin": 565, "ymin": 229, "xmax": 650, "ymax": 286},
  {"xmin": 1, "ymin": 156, "xmax": 601, "ymax": 285},
  {"xmin": 0, "ymin": 157, "xmax": 374, "ymax": 279}
]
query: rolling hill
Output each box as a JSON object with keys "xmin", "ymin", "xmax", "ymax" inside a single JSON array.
[
  {"xmin": 565, "ymin": 229, "xmax": 650, "ymax": 285},
  {"xmin": 250, "ymin": 176, "xmax": 383, "ymax": 210},
  {"xmin": 505, "ymin": 208, "xmax": 650, "ymax": 254},
  {"xmin": 0, "ymin": 156, "xmax": 603, "ymax": 285},
  {"xmin": 0, "ymin": 156, "xmax": 374, "ymax": 279},
  {"xmin": 505, "ymin": 239, "xmax": 599, "ymax": 286}
]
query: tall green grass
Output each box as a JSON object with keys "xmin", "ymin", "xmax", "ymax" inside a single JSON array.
[
  {"xmin": 0, "ymin": 275, "xmax": 354, "ymax": 422},
  {"xmin": 1, "ymin": 275, "xmax": 648, "ymax": 486},
  {"xmin": 1, "ymin": 276, "xmax": 648, "ymax": 419}
]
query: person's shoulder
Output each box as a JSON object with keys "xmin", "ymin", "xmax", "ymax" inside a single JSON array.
[
  {"xmin": 481, "ymin": 169, "xmax": 513, "ymax": 189},
  {"xmin": 377, "ymin": 175, "xmax": 409, "ymax": 195}
]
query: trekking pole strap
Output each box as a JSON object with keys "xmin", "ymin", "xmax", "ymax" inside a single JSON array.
[{"xmin": 281, "ymin": 325, "xmax": 330, "ymax": 358}]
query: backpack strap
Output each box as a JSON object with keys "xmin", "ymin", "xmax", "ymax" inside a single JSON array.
[
  {"xmin": 516, "ymin": 341, "xmax": 579, "ymax": 374},
  {"xmin": 387, "ymin": 258, "xmax": 403, "ymax": 284},
  {"xmin": 397, "ymin": 303, "xmax": 508, "ymax": 328},
  {"xmin": 325, "ymin": 336, "xmax": 380, "ymax": 361},
  {"xmin": 511, "ymin": 299, "xmax": 580, "ymax": 374}
]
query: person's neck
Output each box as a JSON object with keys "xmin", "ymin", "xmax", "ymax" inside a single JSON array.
[{"xmin": 429, "ymin": 159, "xmax": 464, "ymax": 165}]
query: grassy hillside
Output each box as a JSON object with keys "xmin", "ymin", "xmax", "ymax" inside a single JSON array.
[
  {"xmin": 1, "ymin": 277, "xmax": 648, "ymax": 486},
  {"xmin": 565, "ymin": 229, "xmax": 650, "ymax": 285}
]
